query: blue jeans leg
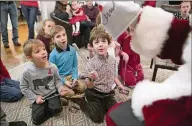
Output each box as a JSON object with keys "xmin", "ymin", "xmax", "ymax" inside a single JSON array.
[
  {"xmin": 0, "ymin": 3, "xmax": 9, "ymax": 44},
  {"xmin": 9, "ymin": 2, "xmax": 18, "ymax": 43},
  {"xmin": 21, "ymin": 5, "xmax": 38, "ymax": 39},
  {"xmin": 0, "ymin": 78, "xmax": 23, "ymax": 102}
]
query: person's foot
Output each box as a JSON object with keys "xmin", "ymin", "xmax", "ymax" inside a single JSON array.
[
  {"xmin": 4, "ymin": 43, "xmax": 9, "ymax": 48},
  {"xmin": 9, "ymin": 121, "xmax": 27, "ymax": 126},
  {"xmin": 14, "ymin": 42, "xmax": 21, "ymax": 46},
  {"xmin": 60, "ymin": 97, "xmax": 69, "ymax": 106}
]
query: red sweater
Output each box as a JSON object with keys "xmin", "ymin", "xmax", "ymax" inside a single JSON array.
[
  {"xmin": 20, "ymin": 1, "xmax": 38, "ymax": 7},
  {"xmin": 0, "ymin": 59, "xmax": 11, "ymax": 82}
]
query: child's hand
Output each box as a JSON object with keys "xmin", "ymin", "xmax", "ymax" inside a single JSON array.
[
  {"xmin": 71, "ymin": 79, "xmax": 77, "ymax": 88},
  {"xmin": 121, "ymin": 52, "xmax": 129, "ymax": 63},
  {"xmin": 66, "ymin": 5, "xmax": 71, "ymax": 12},
  {"xmin": 87, "ymin": 43, "xmax": 94, "ymax": 52},
  {"xmin": 89, "ymin": 71, "xmax": 98, "ymax": 80},
  {"xmin": 118, "ymin": 85, "xmax": 126, "ymax": 91},
  {"xmin": 65, "ymin": 81, "xmax": 72, "ymax": 88},
  {"xmin": 85, "ymin": 78, "xmax": 94, "ymax": 89},
  {"xmin": 59, "ymin": 86, "xmax": 69, "ymax": 96},
  {"xmin": 36, "ymin": 96, "xmax": 44, "ymax": 104}
]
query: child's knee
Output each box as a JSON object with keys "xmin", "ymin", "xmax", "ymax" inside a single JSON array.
[
  {"xmin": 89, "ymin": 112, "xmax": 104, "ymax": 123},
  {"xmin": 75, "ymin": 80, "xmax": 86, "ymax": 93},
  {"xmin": 32, "ymin": 112, "xmax": 47, "ymax": 125},
  {"xmin": 49, "ymin": 106, "xmax": 63, "ymax": 116},
  {"xmin": 83, "ymin": 102, "xmax": 104, "ymax": 123},
  {"xmin": 63, "ymin": 89, "xmax": 75, "ymax": 97},
  {"xmin": 10, "ymin": 90, "xmax": 23, "ymax": 101}
]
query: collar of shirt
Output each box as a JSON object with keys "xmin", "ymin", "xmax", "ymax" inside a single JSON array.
[
  {"xmin": 96, "ymin": 53, "xmax": 109, "ymax": 61},
  {"xmin": 55, "ymin": 44, "xmax": 70, "ymax": 53},
  {"xmin": 179, "ymin": 12, "xmax": 189, "ymax": 20}
]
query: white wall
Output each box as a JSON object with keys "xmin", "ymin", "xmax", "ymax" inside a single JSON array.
[{"xmin": 39, "ymin": 1, "xmax": 56, "ymax": 21}]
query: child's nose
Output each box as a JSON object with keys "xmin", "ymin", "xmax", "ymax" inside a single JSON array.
[{"xmin": 62, "ymin": 36, "xmax": 66, "ymax": 40}]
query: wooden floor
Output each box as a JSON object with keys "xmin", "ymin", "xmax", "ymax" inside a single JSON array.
[{"xmin": 1, "ymin": 24, "xmax": 28, "ymax": 70}]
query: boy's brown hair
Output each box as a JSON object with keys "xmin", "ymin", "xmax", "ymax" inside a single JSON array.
[
  {"xmin": 180, "ymin": 1, "xmax": 192, "ymax": 8},
  {"xmin": 49, "ymin": 25, "xmax": 66, "ymax": 50},
  {"xmin": 23, "ymin": 39, "xmax": 45, "ymax": 57},
  {"xmin": 37, "ymin": 19, "xmax": 55, "ymax": 36},
  {"xmin": 89, "ymin": 24, "xmax": 112, "ymax": 47}
]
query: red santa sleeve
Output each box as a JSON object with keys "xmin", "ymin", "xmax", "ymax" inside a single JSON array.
[
  {"xmin": 143, "ymin": 1, "xmax": 156, "ymax": 7},
  {"xmin": 142, "ymin": 97, "xmax": 192, "ymax": 126},
  {"xmin": 0, "ymin": 59, "xmax": 11, "ymax": 81}
]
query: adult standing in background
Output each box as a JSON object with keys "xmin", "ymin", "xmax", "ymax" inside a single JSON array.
[
  {"xmin": 82, "ymin": 0, "xmax": 99, "ymax": 29},
  {"xmin": 0, "ymin": 1, "xmax": 21, "ymax": 48},
  {"xmin": 20, "ymin": 1, "xmax": 38, "ymax": 39}
]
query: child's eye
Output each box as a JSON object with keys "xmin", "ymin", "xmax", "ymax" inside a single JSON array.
[
  {"xmin": 35, "ymin": 50, "xmax": 40, "ymax": 53},
  {"xmin": 102, "ymin": 40, "xmax": 107, "ymax": 42},
  {"xmin": 56, "ymin": 35, "xmax": 60, "ymax": 38},
  {"xmin": 62, "ymin": 33, "xmax": 66, "ymax": 36}
]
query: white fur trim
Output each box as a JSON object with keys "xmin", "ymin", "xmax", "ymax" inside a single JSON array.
[
  {"xmin": 131, "ymin": 6, "xmax": 174, "ymax": 58},
  {"xmin": 131, "ymin": 33, "xmax": 192, "ymax": 120}
]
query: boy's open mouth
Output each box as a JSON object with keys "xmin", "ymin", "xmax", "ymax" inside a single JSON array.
[
  {"xmin": 42, "ymin": 56, "xmax": 47, "ymax": 60},
  {"xmin": 62, "ymin": 41, "xmax": 66, "ymax": 44}
]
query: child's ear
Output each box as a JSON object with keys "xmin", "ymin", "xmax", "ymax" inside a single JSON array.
[{"xmin": 27, "ymin": 56, "xmax": 33, "ymax": 61}]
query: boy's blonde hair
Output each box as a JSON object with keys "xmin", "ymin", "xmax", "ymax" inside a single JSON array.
[
  {"xmin": 89, "ymin": 24, "xmax": 112, "ymax": 47},
  {"xmin": 37, "ymin": 19, "xmax": 55, "ymax": 36},
  {"xmin": 23, "ymin": 39, "xmax": 45, "ymax": 57}
]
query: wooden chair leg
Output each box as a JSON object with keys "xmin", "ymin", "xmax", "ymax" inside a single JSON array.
[{"xmin": 152, "ymin": 64, "xmax": 158, "ymax": 81}]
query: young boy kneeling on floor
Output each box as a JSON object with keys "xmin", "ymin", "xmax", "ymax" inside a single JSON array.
[
  {"xmin": 79, "ymin": 24, "xmax": 126, "ymax": 123},
  {"xmin": 20, "ymin": 39, "xmax": 68, "ymax": 125}
]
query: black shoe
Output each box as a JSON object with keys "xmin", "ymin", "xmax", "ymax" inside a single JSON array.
[
  {"xmin": 14, "ymin": 42, "xmax": 21, "ymax": 46},
  {"xmin": 4, "ymin": 43, "xmax": 9, "ymax": 48},
  {"xmin": 9, "ymin": 121, "xmax": 27, "ymax": 126}
]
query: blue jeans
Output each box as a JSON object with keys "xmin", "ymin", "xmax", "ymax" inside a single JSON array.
[
  {"xmin": 0, "ymin": 2, "xmax": 18, "ymax": 44},
  {"xmin": 0, "ymin": 78, "xmax": 23, "ymax": 102},
  {"xmin": 21, "ymin": 5, "xmax": 38, "ymax": 39}
]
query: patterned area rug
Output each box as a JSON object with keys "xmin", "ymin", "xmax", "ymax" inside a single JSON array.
[{"xmin": 1, "ymin": 48, "xmax": 176, "ymax": 126}]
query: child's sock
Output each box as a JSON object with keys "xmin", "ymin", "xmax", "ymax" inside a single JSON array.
[{"xmin": 72, "ymin": 24, "xmax": 75, "ymax": 34}]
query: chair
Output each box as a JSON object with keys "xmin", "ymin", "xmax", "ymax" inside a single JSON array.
[
  {"xmin": 50, "ymin": 12, "xmax": 85, "ymax": 48},
  {"xmin": 150, "ymin": 58, "xmax": 179, "ymax": 81},
  {"xmin": 150, "ymin": 5, "xmax": 181, "ymax": 81}
]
